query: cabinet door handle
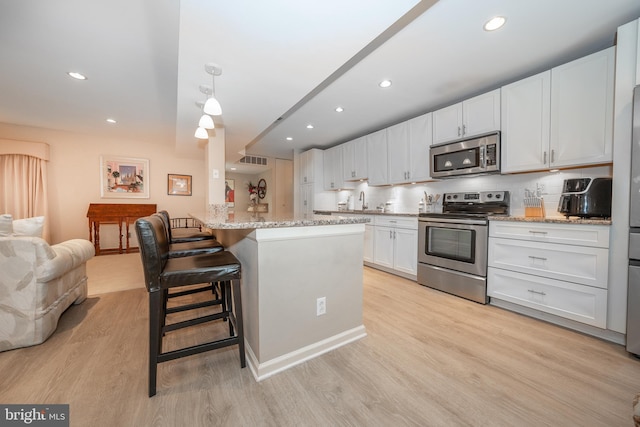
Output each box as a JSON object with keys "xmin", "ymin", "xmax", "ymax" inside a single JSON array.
[
  {"xmin": 543, "ymin": 151, "xmax": 547, "ymax": 165},
  {"xmin": 407, "ymin": 171, "xmax": 410, "ymax": 179},
  {"xmin": 389, "ymin": 230, "xmax": 393, "ymax": 239},
  {"xmin": 393, "ymin": 231, "xmax": 397, "ymax": 239},
  {"xmin": 457, "ymin": 126, "xmax": 462, "ymax": 137},
  {"xmin": 551, "ymin": 149, "xmax": 555, "ymax": 164},
  {"xmin": 528, "ymin": 255, "xmax": 547, "ymax": 261},
  {"xmin": 462, "ymin": 124, "xmax": 466, "ymax": 136},
  {"xmin": 527, "ymin": 289, "xmax": 546, "ymax": 296},
  {"xmin": 528, "ymin": 230, "xmax": 548, "ymax": 235}
]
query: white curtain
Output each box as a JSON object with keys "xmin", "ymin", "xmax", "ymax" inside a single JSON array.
[{"xmin": 0, "ymin": 153, "xmax": 49, "ymax": 240}]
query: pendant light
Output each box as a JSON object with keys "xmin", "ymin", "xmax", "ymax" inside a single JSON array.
[
  {"xmin": 195, "ymin": 101, "xmax": 214, "ymax": 130},
  {"xmin": 203, "ymin": 63, "xmax": 222, "ymax": 116},
  {"xmin": 194, "ymin": 126, "xmax": 208, "ymax": 139}
]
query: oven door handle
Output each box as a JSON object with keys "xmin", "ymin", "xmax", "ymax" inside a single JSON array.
[{"xmin": 419, "ymin": 217, "xmax": 487, "ymax": 226}]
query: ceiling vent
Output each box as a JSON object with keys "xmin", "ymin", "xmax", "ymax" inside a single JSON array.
[{"xmin": 239, "ymin": 155, "xmax": 268, "ymax": 166}]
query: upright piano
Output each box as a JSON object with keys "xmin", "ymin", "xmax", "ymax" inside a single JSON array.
[{"xmin": 86, "ymin": 203, "xmax": 157, "ymax": 255}]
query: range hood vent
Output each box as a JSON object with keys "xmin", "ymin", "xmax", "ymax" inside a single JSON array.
[{"xmin": 239, "ymin": 155, "xmax": 268, "ymax": 166}]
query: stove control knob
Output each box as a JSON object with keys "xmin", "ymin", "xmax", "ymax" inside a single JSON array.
[
  {"xmin": 446, "ymin": 195, "xmax": 451, "ymax": 200},
  {"xmin": 495, "ymin": 193, "xmax": 501, "ymax": 199},
  {"xmin": 452, "ymin": 194, "xmax": 458, "ymax": 199},
  {"xmin": 486, "ymin": 193, "xmax": 493, "ymax": 199}
]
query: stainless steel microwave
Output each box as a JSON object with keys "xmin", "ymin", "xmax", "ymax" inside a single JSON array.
[{"xmin": 429, "ymin": 132, "xmax": 500, "ymax": 178}]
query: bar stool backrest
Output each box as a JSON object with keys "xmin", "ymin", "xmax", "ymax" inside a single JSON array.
[
  {"xmin": 135, "ymin": 216, "xmax": 170, "ymax": 292},
  {"xmin": 156, "ymin": 210, "xmax": 174, "ymax": 242}
]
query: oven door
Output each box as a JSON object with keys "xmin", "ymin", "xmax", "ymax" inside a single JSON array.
[{"xmin": 418, "ymin": 218, "xmax": 487, "ymax": 277}]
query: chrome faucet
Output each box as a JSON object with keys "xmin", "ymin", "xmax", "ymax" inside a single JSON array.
[{"xmin": 359, "ymin": 191, "xmax": 368, "ymax": 211}]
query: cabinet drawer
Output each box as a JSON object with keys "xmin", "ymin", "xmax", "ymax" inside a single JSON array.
[
  {"xmin": 375, "ymin": 216, "xmax": 417, "ymax": 229},
  {"xmin": 489, "ymin": 221, "xmax": 609, "ymax": 248},
  {"xmin": 488, "ymin": 237, "xmax": 609, "ymax": 288},
  {"xmin": 487, "ymin": 267, "xmax": 607, "ymax": 328}
]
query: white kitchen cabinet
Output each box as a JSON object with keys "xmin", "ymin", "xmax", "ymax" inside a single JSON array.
[
  {"xmin": 489, "ymin": 220, "xmax": 610, "ymax": 248},
  {"xmin": 501, "ymin": 48, "xmax": 615, "ymax": 173},
  {"xmin": 363, "ymin": 223, "xmax": 374, "ymax": 263},
  {"xmin": 299, "ymin": 183, "xmax": 314, "ymax": 219},
  {"xmin": 387, "ymin": 113, "xmax": 433, "ymax": 184},
  {"xmin": 550, "ymin": 47, "xmax": 615, "ymax": 168},
  {"xmin": 488, "ymin": 220, "xmax": 609, "ymax": 329},
  {"xmin": 487, "ymin": 268, "xmax": 607, "ymax": 328},
  {"xmin": 372, "ymin": 216, "xmax": 418, "ymax": 278},
  {"xmin": 501, "ymin": 71, "xmax": 551, "ymax": 173},
  {"xmin": 323, "ymin": 145, "xmax": 351, "ymax": 190},
  {"xmin": 366, "ymin": 129, "xmax": 389, "ymax": 186},
  {"xmin": 299, "ymin": 148, "xmax": 323, "ymax": 184},
  {"xmin": 342, "ymin": 136, "xmax": 368, "ymax": 181},
  {"xmin": 432, "ymin": 89, "xmax": 501, "ymax": 145},
  {"xmin": 489, "ymin": 237, "xmax": 609, "ymax": 288}
]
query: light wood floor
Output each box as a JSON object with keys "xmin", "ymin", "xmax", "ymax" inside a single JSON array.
[{"xmin": 1, "ymin": 256, "xmax": 639, "ymax": 426}]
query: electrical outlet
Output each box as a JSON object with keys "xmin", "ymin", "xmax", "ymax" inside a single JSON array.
[{"xmin": 316, "ymin": 297, "xmax": 326, "ymax": 316}]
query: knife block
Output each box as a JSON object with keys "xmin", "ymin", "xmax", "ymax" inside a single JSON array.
[{"xmin": 524, "ymin": 198, "xmax": 545, "ymax": 218}]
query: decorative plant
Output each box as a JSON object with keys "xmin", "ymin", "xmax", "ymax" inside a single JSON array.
[{"xmin": 247, "ymin": 182, "xmax": 258, "ymax": 203}]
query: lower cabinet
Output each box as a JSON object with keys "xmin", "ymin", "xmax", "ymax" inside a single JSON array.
[
  {"xmin": 488, "ymin": 220, "xmax": 609, "ymax": 329},
  {"xmin": 372, "ymin": 216, "xmax": 418, "ymax": 279},
  {"xmin": 487, "ymin": 268, "xmax": 607, "ymax": 328},
  {"xmin": 331, "ymin": 213, "xmax": 417, "ymax": 279}
]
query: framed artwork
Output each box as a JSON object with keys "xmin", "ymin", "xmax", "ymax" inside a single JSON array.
[
  {"xmin": 168, "ymin": 174, "xmax": 192, "ymax": 196},
  {"xmin": 225, "ymin": 179, "xmax": 235, "ymax": 207},
  {"xmin": 100, "ymin": 156, "xmax": 149, "ymax": 198}
]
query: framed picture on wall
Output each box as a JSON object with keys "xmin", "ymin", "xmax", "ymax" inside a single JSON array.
[
  {"xmin": 167, "ymin": 174, "xmax": 192, "ymax": 196},
  {"xmin": 100, "ymin": 155, "xmax": 149, "ymax": 198},
  {"xmin": 225, "ymin": 179, "xmax": 235, "ymax": 207}
]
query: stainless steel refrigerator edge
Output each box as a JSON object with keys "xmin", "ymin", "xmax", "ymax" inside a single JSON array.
[{"xmin": 628, "ymin": 84, "xmax": 640, "ymax": 356}]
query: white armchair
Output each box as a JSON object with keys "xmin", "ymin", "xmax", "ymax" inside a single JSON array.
[{"xmin": 0, "ymin": 236, "xmax": 95, "ymax": 351}]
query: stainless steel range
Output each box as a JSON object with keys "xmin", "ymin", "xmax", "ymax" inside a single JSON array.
[{"xmin": 417, "ymin": 191, "xmax": 510, "ymax": 304}]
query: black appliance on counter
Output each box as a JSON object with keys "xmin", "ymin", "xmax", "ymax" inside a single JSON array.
[
  {"xmin": 557, "ymin": 177, "xmax": 612, "ymax": 218},
  {"xmin": 417, "ymin": 191, "xmax": 510, "ymax": 304}
]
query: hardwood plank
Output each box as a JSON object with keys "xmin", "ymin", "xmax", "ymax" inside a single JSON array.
[{"xmin": 0, "ymin": 261, "xmax": 639, "ymax": 426}]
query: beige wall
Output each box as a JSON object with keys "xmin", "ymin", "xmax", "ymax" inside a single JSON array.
[{"xmin": 0, "ymin": 123, "xmax": 208, "ymax": 244}]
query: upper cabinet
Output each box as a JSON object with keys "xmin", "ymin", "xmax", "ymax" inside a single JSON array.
[
  {"xmin": 299, "ymin": 148, "xmax": 323, "ymax": 184},
  {"xmin": 432, "ymin": 89, "xmax": 501, "ymax": 145},
  {"xmin": 388, "ymin": 113, "xmax": 433, "ymax": 184},
  {"xmin": 342, "ymin": 136, "xmax": 368, "ymax": 181},
  {"xmin": 501, "ymin": 70, "xmax": 551, "ymax": 173},
  {"xmin": 549, "ymin": 46, "xmax": 615, "ymax": 168},
  {"xmin": 502, "ymin": 47, "xmax": 615, "ymax": 173},
  {"xmin": 366, "ymin": 129, "xmax": 389, "ymax": 186},
  {"xmin": 323, "ymin": 145, "xmax": 352, "ymax": 191}
]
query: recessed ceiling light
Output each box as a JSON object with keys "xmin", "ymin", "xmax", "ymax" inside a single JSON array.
[
  {"xmin": 335, "ymin": 106, "xmax": 344, "ymax": 113},
  {"xmin": 379, "ymin": 80, "xmax": 392, "ymax": 88},
  {"xmin": 306, "ymin": 124, "xmax": 314, "ymax": 129},
  {"xmin": 106, "ymin": 118, "xmax": 116, "ymax": 124},
  {"xmin": 286, "ymin": 137, "xmax": 293, "ymax": 141},
  {"xmin": 483, "ymin": 16, "xmax": 506, "ymax": 31},
  {"xmin": 67, "ymin": 71, "xmax": 87, "ymax": 80}
]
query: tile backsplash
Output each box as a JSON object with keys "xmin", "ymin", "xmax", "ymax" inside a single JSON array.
[{"xmin": 332, "ymin": 165, "xmax": 613, "ymax": 218}]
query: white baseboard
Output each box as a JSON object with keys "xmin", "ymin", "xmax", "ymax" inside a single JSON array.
[{"xmin": 245, "ymin": 325, "xmax": 367, "ymax": 382}]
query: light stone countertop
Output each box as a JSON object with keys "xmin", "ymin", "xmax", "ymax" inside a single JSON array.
[
  {"xmin": 191, "ymin": 212, "xmax": 371, "ymax": 230},
  {"xmin": 314, "ymin": 210, "xmax": 418, "ymax": 217},
  {"xmin": 490, "ymin": 215, "xmax": 612, "ymax": 225}
]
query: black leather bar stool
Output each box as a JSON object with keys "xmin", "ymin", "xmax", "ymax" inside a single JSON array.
[
  {"xmin": 153, "ymin": 212, "xmax": 223, "ymax": 259},
  {"xmin": 157, "ymin": 210, "xmax": 214, "ymax": 243},
  {"xmin": 152, "ymin": 212, "xmax": 227, "ymax": 330},
  {"xmin": 135, "ymin": 215, "xmax": 245, "ymax": 397}
]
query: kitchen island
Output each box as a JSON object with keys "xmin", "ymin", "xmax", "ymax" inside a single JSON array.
[{"xmin": 191, "ymin": 211, "xmax": 369, "ymax": 381}]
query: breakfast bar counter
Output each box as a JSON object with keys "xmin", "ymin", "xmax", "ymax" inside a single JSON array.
[{"xmin": 190, "ymin": 212, "xmax": 368, "ymax": 381}]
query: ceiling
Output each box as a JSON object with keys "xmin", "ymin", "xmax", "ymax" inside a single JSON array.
[{"xmin": 1, "ymin": 0, "xmax": 640, "ymax": 174}]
